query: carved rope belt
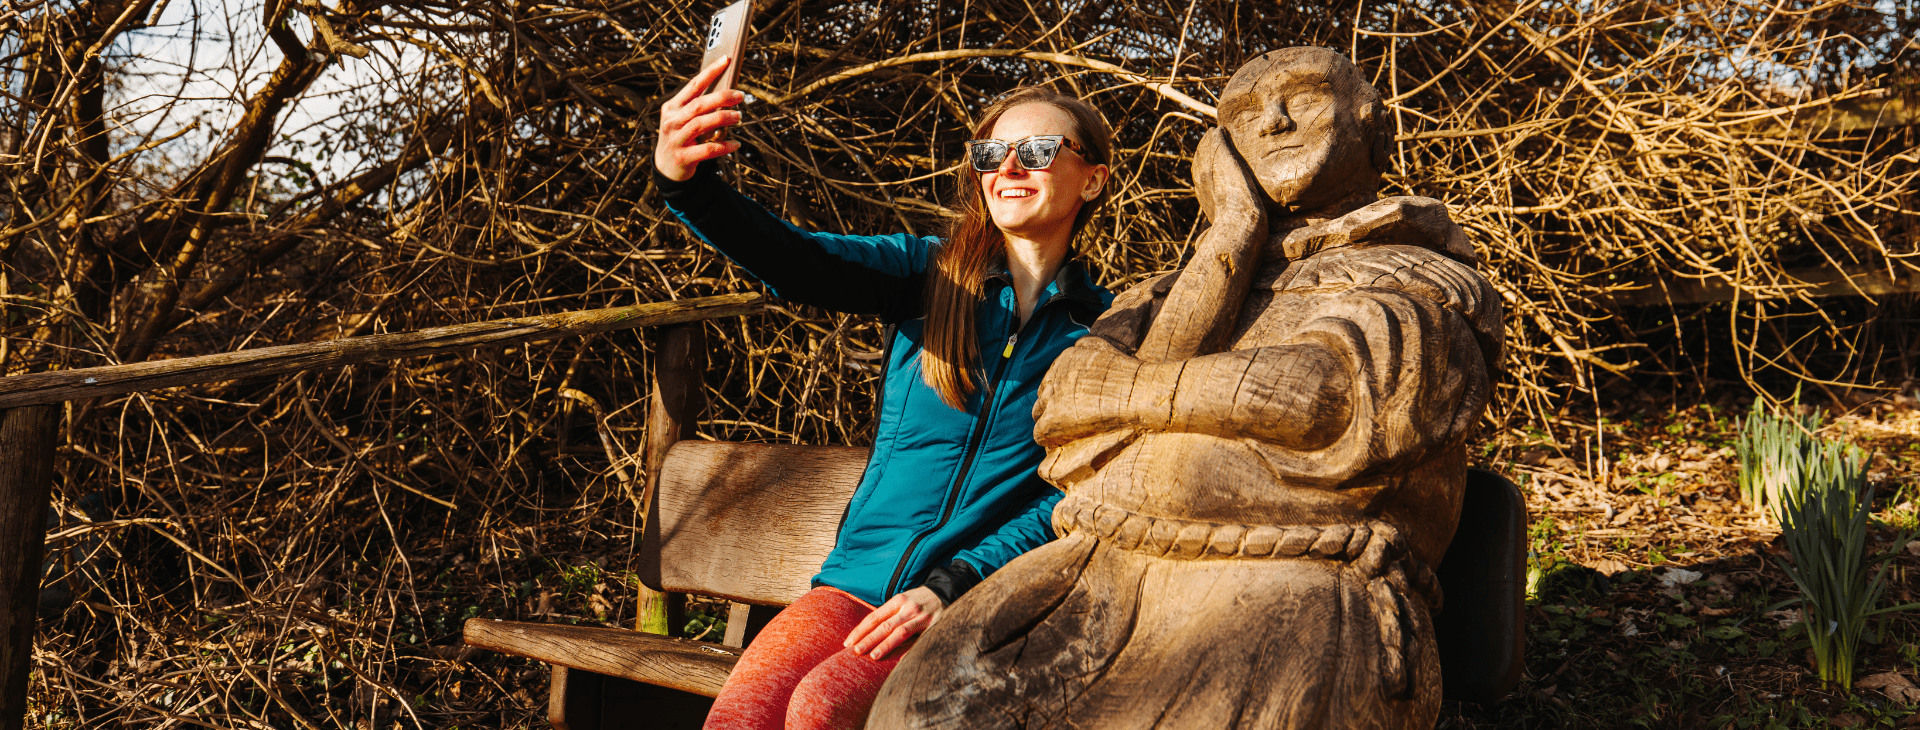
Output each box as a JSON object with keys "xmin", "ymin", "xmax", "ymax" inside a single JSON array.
[{"xmin": 1051, "ymin": 491, "xmax": 1442, "ymax": 696}]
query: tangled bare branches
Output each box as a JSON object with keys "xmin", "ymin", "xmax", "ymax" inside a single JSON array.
[{"xmin": 3, "ymin": 0, "xmax": 1915, "ymax": 725}]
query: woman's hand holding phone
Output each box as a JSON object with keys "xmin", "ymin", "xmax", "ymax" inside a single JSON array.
[
  {"xmin": 655, "ymin": 57, "xmax": 745, "ymax": 182},
  {"xmin": 844, "ymin": 586, "xmax": 944, "ymax": 661}
]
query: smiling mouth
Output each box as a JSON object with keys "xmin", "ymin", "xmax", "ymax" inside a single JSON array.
[{"xmin": 998, "ymin": 189, "xmax": 1035, "ymax": 199}]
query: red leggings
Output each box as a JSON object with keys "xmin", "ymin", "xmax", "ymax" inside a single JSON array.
[{"xmin": 703, "ymin": 587, "xmax": 907, "ymax": 730}]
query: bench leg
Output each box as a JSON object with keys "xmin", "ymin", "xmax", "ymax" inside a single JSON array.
[{"xmin": 550, "ymin": 665, "xmax": 602, "ymax": 730}]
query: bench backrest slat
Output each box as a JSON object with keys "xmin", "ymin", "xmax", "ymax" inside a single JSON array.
[{"xmin": 638, "ymin": 441, "xmax": 869, "ymax": 605}]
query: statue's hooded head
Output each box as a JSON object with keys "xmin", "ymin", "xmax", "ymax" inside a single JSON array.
[{"xmin": 1212, "ymin": 47, "xmax": 1390, "ymax": 219}]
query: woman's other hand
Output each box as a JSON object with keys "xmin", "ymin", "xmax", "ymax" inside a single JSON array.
[
  {"xmin": 655, "ymin": 57, "xmax": 745, "ymax": 182},
  {"xmin": 843, "ymin": 586, "xmax": 944, "ymax": 660}
]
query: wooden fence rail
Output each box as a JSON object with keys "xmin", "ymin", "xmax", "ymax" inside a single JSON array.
[
  {"xmin": 0, "ymin": 293, "xmax": 763, "ymax": 409},
  {"xmin": 0, "ymin": 293, "xmax": 763, "ymax": 730}
]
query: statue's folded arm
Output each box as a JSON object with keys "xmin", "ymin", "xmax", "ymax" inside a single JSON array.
[{"xmin": 1037, "ymin": 249, "xmax": 1499, "ymax": 501}]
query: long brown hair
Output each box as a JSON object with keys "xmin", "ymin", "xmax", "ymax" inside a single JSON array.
[{"xmin": 920, "ymin": 87, "xmax": 1114, "ymax": 410}]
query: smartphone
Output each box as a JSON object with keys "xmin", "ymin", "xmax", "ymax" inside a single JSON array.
[{"xmin": 698, "ymin": 0, "xmax": 753, "ymax": 143}]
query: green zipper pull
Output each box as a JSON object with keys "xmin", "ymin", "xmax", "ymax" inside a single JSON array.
[{"xmin": 1002, "ymin": 332, "xmax": 1018, "ymax": 358}]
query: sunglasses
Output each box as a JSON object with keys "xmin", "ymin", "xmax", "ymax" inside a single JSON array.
[{"xmin": 964, "ymin": 135, "xmax": 1089, "ymax": 173}]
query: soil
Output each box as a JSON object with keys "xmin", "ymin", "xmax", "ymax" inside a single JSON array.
[{"xmin": 1446, "ymin": 390, "xmax": 1920, "ymax": 728}]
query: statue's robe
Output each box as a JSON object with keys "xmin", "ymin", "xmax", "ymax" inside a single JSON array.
[{"xmin": 870, "ymin": 197, "xmax": 1504, "ymax": 730}]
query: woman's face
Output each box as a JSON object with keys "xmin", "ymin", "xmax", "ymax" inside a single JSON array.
[{"xmin": 978, "ymin": 103, "xmax": 1107, "ymax": 244}]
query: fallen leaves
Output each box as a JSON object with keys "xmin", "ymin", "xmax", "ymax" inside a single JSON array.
[
  {"xmin": 1658, "ymin": 567, "xmax": 1703, "ymax": 587},
  {"xmin": 1610, "ymin": 503, "xmax": 1643, "ymax": 526},
  {"xmin": 1586, "ymin": 558, "xmax": 1629, "ymax": 576},
  {"xmin": 1856, "ymin": 672, "xmax": 1920, "ymax": 705}
]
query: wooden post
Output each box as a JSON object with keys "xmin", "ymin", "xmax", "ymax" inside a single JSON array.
[
  {"xmin": 0, "ymin": 406, "xmax": 59, "ymax": 730},
  {"xmin": 637, "ymin": 324, "xmax": 705, "ymax": 635}
]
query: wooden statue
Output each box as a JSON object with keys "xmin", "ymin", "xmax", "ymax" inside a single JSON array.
[{"xmin": 870, "ymin": 47, "xmax": 1504, "ymax": 729}]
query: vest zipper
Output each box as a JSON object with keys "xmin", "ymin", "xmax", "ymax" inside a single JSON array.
[{"xmin": 883, "ymin": 315, "xmax": 1025, "ymax": 597}]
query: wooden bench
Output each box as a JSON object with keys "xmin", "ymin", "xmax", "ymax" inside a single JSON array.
[
  {"xmin": 462, "ymin": 439, "xmax": 869, "ymax": 729},
  {"xmin": 462, "ymin": 325, "xmax": 1527, "ymax": 728},
  {"xmin": 462, "ymin": 324, "xmax": 874, "ymax": 729}
]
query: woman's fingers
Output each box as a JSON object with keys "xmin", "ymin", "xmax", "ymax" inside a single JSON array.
[
  {"xmin": 844, "ymin": 588, "xmax": 943, "ymax": 658},
  {"xmin": 843, "ymin": 605, "xmax": 887, "ymax": 651},
  {"xmin": 866, "ymin": 620, "xmax": 926, "ymax": 660},
  {"xmin": 680, "ymin": 107, "xmax": 742, "ymax": 144},
  {"xmin": 667, "ymin": 56, "xmax": 732, "ymax": 110},
  {"xmin": 852, "ymin": 587, "xmax": 943, "ymax": 658},
  {"xmin": 656, "ymin": 58, "xmax": 745, "ymax": 180},
  {"xmin": 844, "ymin": 594, "xmax": 907, "ymax": 653},
  {"xmin": 689, "ymin": 140, "xmax": 742, "ymax": 165},
  {"xmin": 664, "ymin": 65, "xmax": 743, "ymax": 140},
  {"xmin": 856, "ymin": 611, "xmax": 929, "ymax": 660},
  {"xmin": 683, "ymin": 85, "xmax": 746, "ymax": 117},
  {"xmin": 849, "ymin": 612, "xmax": 909, "ymax": 656},
  {"xmin": 662, "ymin": 98, "xmax": 742, "ymax": 153}
]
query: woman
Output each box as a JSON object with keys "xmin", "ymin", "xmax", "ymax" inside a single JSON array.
[{"xmin": 654, "ymin": 57, "xmax": 1117, "ymax": 730}]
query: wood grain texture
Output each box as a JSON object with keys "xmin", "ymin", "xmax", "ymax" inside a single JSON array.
[
  {"xmin": 463, "ymin": 619, "xmax": 738, "ymax": 698},
  {"xmin": 723, "ymin": 602, "xmax": 752, "ymax": 648},
  {"xmin": 637, "ymin": 324, "xmax": 707, "ymax": 635},
  {"xmin": 0, "ymin": 406, "xmax": 58, "ymax": 730},
  {"xmin": 0, "ymin": 293, "xmax": 762, "ymax": 409},
  {"xmin": 644, "ymin": 325, "xmax": 709, "ymax": 506},
  {"xmin": 638, "ymin": 442, "xmax": 868, "ymax": 606},
  {"xmin": 1031, "ymin": 243, "xmax": 1497, "ymax": 565},
  {"xmin": 874, "ymin": 47, "xmax": 1505, "ymax": 730},
  {"xmin": 1135, "ymin": 127, "xmax": 1268, "ymax": 362},
  {"xmin": 878, "ymin": 532, "xmax": 1443, "ymax": 730}
]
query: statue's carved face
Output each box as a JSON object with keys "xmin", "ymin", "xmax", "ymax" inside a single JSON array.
[{"xmin": 1216, "ymin": 49, "xmax": 1377, "ymax": 216}]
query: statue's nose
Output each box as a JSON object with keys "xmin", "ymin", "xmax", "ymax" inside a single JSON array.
[{"xmin": 1261, "ymin": 102, "xmax": 1296, "ymax": 136}]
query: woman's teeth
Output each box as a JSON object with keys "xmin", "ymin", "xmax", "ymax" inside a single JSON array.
[{"xmin": 1000, "ymin": 189, "xmax": 1033, "ymax": 198}]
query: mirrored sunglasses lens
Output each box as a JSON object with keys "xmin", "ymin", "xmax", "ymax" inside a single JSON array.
[
  {"xmin": 1016, "ymin": 138, "xmax": 1060, "ymax": 169},
  {"xmin": 970, "ymin": 142, "xmax": 1009, "ymax": 171}
]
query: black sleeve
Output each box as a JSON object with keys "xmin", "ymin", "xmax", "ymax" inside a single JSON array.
[
  {"xmin": 919, "ymin": 559, "xmax": 984, "ymax": 606},
  {"xmin": 657, "ymin": 162, "xmax": 927, "ymax": 322}
]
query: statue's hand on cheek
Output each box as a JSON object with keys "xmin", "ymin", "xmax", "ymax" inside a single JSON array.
[
  {"xmin": 1193, "ymin": 127, "xmax": 1269, "ymax": 235},
  {"xmin": 1138, "ymin": 128, "xmax": 1271, "ymax": 362}
]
